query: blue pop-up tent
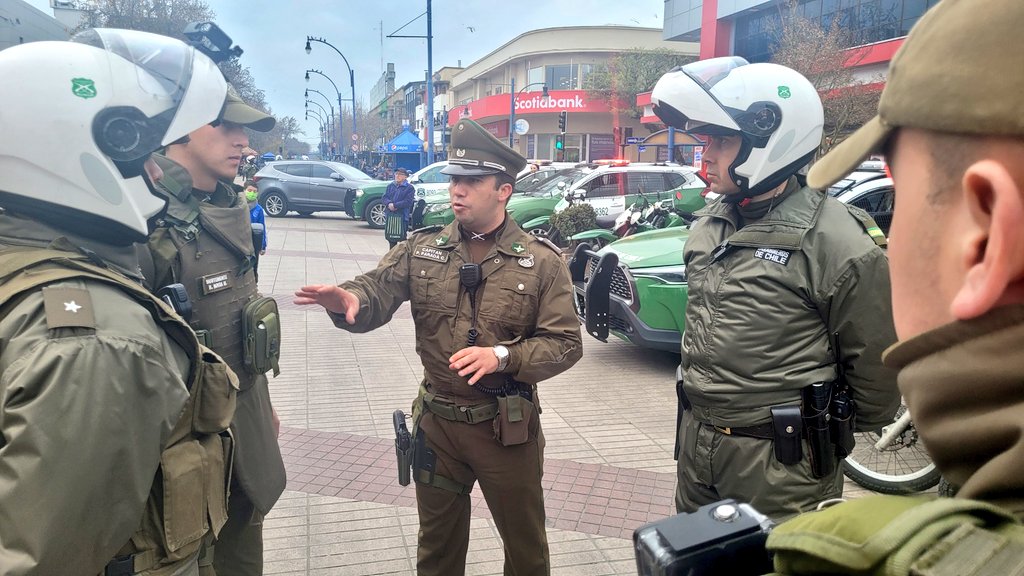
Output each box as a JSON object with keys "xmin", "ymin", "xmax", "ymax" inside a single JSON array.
[{"xmin": 382, "ymin": 128, "xmax": 424, "ymax": 172}]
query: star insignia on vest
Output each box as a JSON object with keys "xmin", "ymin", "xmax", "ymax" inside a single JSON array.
[
  {"xmin": 42, "ymin": 286, "xmax": 96, "ymax": 329},
  {"xmin": 435, "ymin": 234, "xmax": 449, "ymax": 246},
  {"xmin": 518, "ymin": 255, "xmax": 535, "ymax": 268},
  {"xmin": 511, "ymin": 242, "xmax": 526, "ymax": 254}
]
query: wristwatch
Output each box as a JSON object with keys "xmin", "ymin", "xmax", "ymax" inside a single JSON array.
[{"xmin": 492, "ymin": 345, "xmax": 510, "ymax": 372}]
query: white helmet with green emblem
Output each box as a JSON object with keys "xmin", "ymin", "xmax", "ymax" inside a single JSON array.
[
  {"xmin": 651, "ymin": 57, "xmax": 824, "ymax": 202},
  {"xmin": 0, "ymin": 29, "xmax": 226, "ymax": 244}
]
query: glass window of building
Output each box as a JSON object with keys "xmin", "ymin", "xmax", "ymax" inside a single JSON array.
[
  {"xmin": 546, "ymin": 64, "xmax": 576, "ymax": 90},
  {"xmin": 527, "ymin": 66, "xmax": 544, "ymax": 90}
]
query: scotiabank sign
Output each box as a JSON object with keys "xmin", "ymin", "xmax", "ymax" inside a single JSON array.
[{"xmin": 452, "ymin": 90, "xmax": 610, "ymax": 126}]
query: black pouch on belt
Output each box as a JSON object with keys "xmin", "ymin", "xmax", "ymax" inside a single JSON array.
[{"xmin": 770, "ymin": 406, "xmax": 803, "ymax": 466}]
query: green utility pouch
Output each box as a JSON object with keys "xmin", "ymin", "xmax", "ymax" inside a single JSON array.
[
  {"xmin": 192, "ymin": 349, "xmax": 239, "ymax": 434},
  {"xmin": 242, "ymin": 296, "xmax": 281, "ymax": 376},
  {"xmin": 766, "ymin": 495, "xmax": 1024, "ymax": 575},
  {"xmin": 493, "ymin": 394, "xmax": 534, "ymax": 447}
]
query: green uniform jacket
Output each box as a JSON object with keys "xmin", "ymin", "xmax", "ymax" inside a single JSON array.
[
  {"xmin": 0, "ymin": 215, "xmax": 191, "ymax": 574},
  {"xmin": 681, "ymin": 178, "xmax": 900, "ymax": 429},
  {"xmin": 333, "ymin": 218, "xmax": 582, "ymax": 404}
]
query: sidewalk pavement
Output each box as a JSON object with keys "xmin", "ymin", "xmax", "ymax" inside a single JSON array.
[{"xmin": 256, "ymin": 212, "xmax": 879, "ymax": 575}]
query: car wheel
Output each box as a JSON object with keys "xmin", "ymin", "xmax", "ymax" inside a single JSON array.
[
  {"xmin": 364, "ymin": 199, "xmax": 387, "ymax": 229},
  {"xmin": 261, "ymin": 191, "xmax": 288, "ymax": 217},
  {"xmin": 527, "ymin": 224, "xmax": 551, "ymax": 238}
]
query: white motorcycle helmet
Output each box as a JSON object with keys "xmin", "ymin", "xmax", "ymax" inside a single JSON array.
[
  {"xmin": 0, "ymin": 28, "xmax": 226, "ymax": 244},
  {"xmin": 651, "ymin": 56, "xmax": 823, "ymax": 201}
]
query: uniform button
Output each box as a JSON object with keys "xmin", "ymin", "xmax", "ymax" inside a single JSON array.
[
  {"xmin": 420, "ymin": 270, "xmax": 426, "ymax": 276},
  {"xmin": 517, "ymin": 283, "xmax": 525, "ymax": 290},
  {"xmin": 493, "ymin": 258, "xmax": 501, "ymax": 264}
]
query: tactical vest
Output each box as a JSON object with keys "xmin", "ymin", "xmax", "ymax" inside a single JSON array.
[
  {"xmin": 766, "ymin": 495, "xmax": 1024, "ymax": 575},
  {"xmin": 148, "ymin": 194, "xmax": 265, "ymax": 390},
  {"xmin": 0, "ymin": 247, "xmax": 237, "ymax": 574}
]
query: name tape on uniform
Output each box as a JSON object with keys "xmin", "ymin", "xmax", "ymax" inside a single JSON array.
[
  {"xmin": 413, "ymin": 246, "xmax": 450, "ymax": 263},
  {"xmin": 754, "ymin": 248, "xmax": 791, "ymax": 266}
]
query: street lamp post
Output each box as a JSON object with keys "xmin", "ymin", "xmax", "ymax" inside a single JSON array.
[
  {"xmin": 306, "ymin": 36, "xmax": 357, "ymax": 156},
  {"xmin": 386, "ymin": 0, "xmax": 434, "ymax": 164},
  {"xmin": 306, "ymin": 69, "xmax": 347, "ymax": 159},
  {"xmin": 508, "ymin": 82, "xmax": 549, "ymax": 148},
  {"xmin": 305, "ymin": 100, "xmax": 334, "ymax": 156},
  {"xmin": 305, "ymin": 110, "xmax": 327, "ymax": 158},
  {"xmin": 305, "ymin": 88, "xmax": 336, "ymax": 156}
]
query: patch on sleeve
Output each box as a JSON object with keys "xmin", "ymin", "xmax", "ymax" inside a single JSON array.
[
  {"xmin": 754, "ymin": 248, "xmax": 791, "ymax": 266},
  {"xmin": 847, "ymin": 206, "xmax": 888, "ymax": 247},
  {"xmin": 42, "ymin": 286, "xmax": 96, "ymax": 329},
  {"xmin": 412, "ymin": 245, "xmax": 450, "ymax": 263}
]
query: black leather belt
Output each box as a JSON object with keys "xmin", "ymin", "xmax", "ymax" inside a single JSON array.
[{"xmin": 711, "ymin": 422, "xmax": 775, "ymax": 439}]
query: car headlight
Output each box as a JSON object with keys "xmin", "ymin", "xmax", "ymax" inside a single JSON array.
[
  {"xmin": 631, "ymin": 265, "xmax": 687, "ymax": 284},
  {"xmin": 426, "ymin": 202, "xmax": 451, "ymax": 213},
  {"xmin": 355, "ymin": 189, "xmax": 365, "ymax": 198}
]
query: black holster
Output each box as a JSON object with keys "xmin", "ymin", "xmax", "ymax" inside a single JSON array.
[
  {"xmin": 802, "ymin": 383, "xmax": 835, "ymax": 478},
  {"xmin": 674, "ymin": 364, "xmax": 689, "ymax": 461},
  {"xmin": 830, "ymin": 383, "xmax": 856, "ymax": 459}
]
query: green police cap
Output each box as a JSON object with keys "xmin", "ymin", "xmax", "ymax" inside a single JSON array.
[
  {"xmin": 808, "ymin": 0, "xmax": 1024, "ymax": 189},
  {"xmin": 221, "ymin": 85, "xmax": 276, "ymax": 133},
  {"xmin": 441, "ymin": 119, "xmax": 526, "ymax": 180}
]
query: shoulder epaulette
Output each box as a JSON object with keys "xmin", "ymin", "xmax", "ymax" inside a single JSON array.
[
  {"xmin": 844, "ymin": 204, "xmax": 888, "ymax": 248},
  {"xmin": 533, "ymin": 236, "xmax": 563, "ymax": 254},
  {"xmin": 410, "ymin": 225, "xmax": 444, "ymax": 235}
]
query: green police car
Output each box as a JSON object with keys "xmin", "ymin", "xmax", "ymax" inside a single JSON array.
[
  {"xmin": 570, "ymin": 226, "xmax": 690, "ymax": 352},
  {"xmin": 419, "ymin": 167, "xmax": 588, "ymax": 229}
]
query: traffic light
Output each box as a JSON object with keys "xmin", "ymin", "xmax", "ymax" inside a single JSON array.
[
  {"xmin": 554, "ymin": 134, "xmax": 564, "ymax": 150},
  {"xmin": 557, "ymin": 110, "xmax": 567, "ymax": 133}
]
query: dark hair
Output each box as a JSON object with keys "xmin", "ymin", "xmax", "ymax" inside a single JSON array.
[
  {"xmin": 494, "ymin": 173, "xmax": 515, "ymax": 191},
  {"xmin": 243, "ymin": 180, "xmax": 257, "ymax": 189}
]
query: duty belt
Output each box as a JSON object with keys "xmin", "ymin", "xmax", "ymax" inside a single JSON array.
[
  {"xmin": 711, "ymin": 422, "xmax": 775, "ymax": 440},
  {"xmin": 422, "ymin": 392, "xmax": 497, "ymax": 424}
]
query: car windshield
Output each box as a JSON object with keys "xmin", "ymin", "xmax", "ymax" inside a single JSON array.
[
  {"xmin": 327, "ymin": 162, "xmax": 373, "ymax": 181},
  {"xmin": 522, "ymin": 169, "xmax": 587, "ymax": 197}
]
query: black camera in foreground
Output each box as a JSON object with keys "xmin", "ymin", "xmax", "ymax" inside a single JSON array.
[{"xmin": 634, "ymin": 499, "xmax": 774, "ymax": 576}]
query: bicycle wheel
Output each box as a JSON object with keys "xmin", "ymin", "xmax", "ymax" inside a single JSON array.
[{"xmin": 842, "ymin": 406, "xmax": 941, "ymax": 494}]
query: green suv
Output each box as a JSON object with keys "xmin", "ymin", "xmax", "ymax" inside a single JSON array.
[
  {"xmin": 569, "ymin": 226, "xmax": 690, "ymax": 352},
  {"xmin": 419, "ymin": 167, "xmax": 588, "ymax": 229}
]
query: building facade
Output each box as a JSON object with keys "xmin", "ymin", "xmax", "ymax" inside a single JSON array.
[
  {"xmin": 662, "ymin": 0, "xmax": 940, "ymax": 81},
  {"xmin": 1, "ymin": 1, "xmax": 67, "ymax": 51},
  {"xmin": 448, "ymin": 26, "xmax": 698, "ymax": 162}
]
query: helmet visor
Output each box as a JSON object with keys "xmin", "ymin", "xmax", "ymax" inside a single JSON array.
[{"xmin": 679, "ymin": 56, "xmax": 748, "ymax": 92}]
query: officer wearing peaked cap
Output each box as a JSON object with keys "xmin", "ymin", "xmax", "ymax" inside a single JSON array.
[
  {"xmin": 295, "ymin": 118, "xmax": 582, "ymax": 576},
  {"xmin": 764, "ymin": 1, "xmax": 1024, "ymax": 574}
]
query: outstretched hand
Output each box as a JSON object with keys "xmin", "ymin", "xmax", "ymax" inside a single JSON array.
[
  {"xmin": 293, "ymin": 284, "xmax": 360, "ymax": 324},
  {"xmin": 449, "ymin": 346, "xmax": 500, "ymax": 385}
]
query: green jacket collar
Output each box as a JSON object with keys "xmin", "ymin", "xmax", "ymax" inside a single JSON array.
[
  {"xmin": 697, "ymin": 177, "xmax": 825, "ymax": 250},
  {"xmin": 0, "ymin": 212, "xmax": 144, "ymax": 281},
  {"xmin": 151, "ymin": 154, "xmax": 240, "ymax": 226},
  {"xmin": 428, "ymin": 213, "xmax": 531, "ymax": 257}
]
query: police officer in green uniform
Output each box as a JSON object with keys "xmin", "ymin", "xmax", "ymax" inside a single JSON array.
[
  {"xmin": 0, "ymin": 29, "xmax": 237, "ymax": 575},
  {"xmin": 650, "ymin": 59, "xmax": 900, "ymax": 521},
  {"xmin": 762, "ymin": 1, "xmax": 1024, "ymax": 573},
  {"xmin": 294, "ymin": 119, "xmax": 583, "ymax": 576},
  {"xmin": 142, "ymin": 88, "xmax": 285, "ymax": 575}
]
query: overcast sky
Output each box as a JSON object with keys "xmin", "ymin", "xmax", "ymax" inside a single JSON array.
[{"xmin": 24, "ymin": 0, "xmax": 665, "ymax": 144}]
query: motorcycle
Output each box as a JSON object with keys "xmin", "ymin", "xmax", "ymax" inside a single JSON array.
[
  {"xmin": 842, "ymin": 402, "xmax": 942, "ymax": 494},
  {"xmin": 568, "ymin": 193, "xmax": 692, "ymax": 251}
]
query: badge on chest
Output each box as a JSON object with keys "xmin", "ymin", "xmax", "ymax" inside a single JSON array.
[
  {"xmin": 753, "ymin": 248, "xmax": 791, "ymax": 266},
  {"xmin": 200, "ymin": 270, "xmax": 233, "ymax": 295}
]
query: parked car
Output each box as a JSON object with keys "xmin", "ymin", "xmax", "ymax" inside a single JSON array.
[
  {"xmin": 521, "ymin": 161, "xmax": 707, "ymax": 242},
  {"xmin": 572, "ymin": 169, "xmax": 895, "ymax": 351},
  {"xmin": 419, "ymin": 167, "xmax": 590, "ymax": 229},
  {"xmin": 253, "ymin": 160, "xmax": 378, "ymax": 217},
  {"xmin": 350, "ymin": 161, "xmax": 451, "ymax": 229}
]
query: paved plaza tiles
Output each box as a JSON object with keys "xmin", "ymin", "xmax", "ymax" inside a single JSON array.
[{"xmin": 256, "ymin": 212, "xmax": 875, "ymax": 575}]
